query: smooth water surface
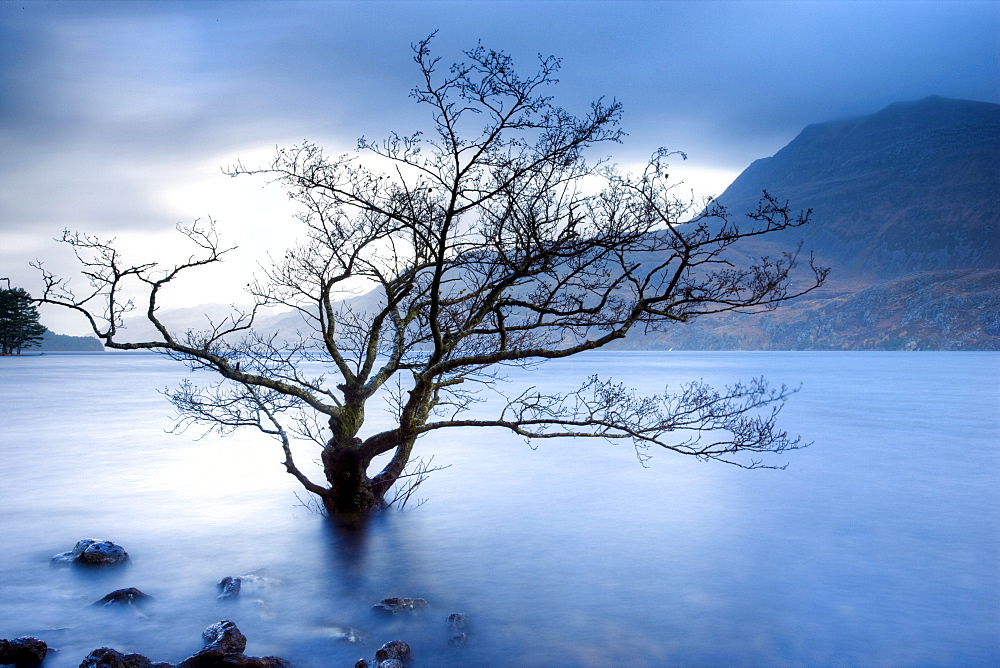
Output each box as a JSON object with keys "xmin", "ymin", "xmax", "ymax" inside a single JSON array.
[{"xmin": 1, "ymin": 352, "xmax": 998, "ymax": 666}]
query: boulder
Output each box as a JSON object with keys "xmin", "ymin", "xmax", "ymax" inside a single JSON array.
[
  {"xmin": 78, "ymin": 647, "xmax": 157, "ymax": 668},
  {"xmin": 216, "ymin": 577, "xmax": 241, "ymax": 602},
  {"xmin": 372, "ymin": 597, "xmax": 428, "ymax": 615},
  {"xmin": 0, "ymin": 637, "xmax": 48, "ymax": 666},
  {"xmin": 92, "ymin": 588, "xmax": 153, "ymax": 608},
  {"xmin": 176, "ymin": 621, "xmax": 290, "ymax": 668},
  {"xmin": 355, "ymin": 640, "xmax": 411, "ymax": 668},
  {"xmin": 177, "ymin": 652, "xmax": 290, "ymax": 668},
  {"xmin": 78, "ymin": 622, "xmax": 290, "ymax": 668},
  {"xmin": 200, "ymin": 620, "xmax": 246, "ymax": 655},
  {"xmin": 374, "ymin": 641, "xmax": 411, "ymax": 664},
  {"xmin": 51, "ymin": 539, "xmax": 129, "ymax": 567},
  {"xmin": 178, "ymin": 653, "xmax": 289, "ymax": 668}
]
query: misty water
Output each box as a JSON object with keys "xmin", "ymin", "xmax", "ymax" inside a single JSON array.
[{"xmin": 1, "ymin": 351, "xmax": 998, "ymax": 666}]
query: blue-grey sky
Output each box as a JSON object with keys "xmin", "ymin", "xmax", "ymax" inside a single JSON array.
[{"xmin": 2, "ymin": 0, "xmax": 998, "ymax": 333}]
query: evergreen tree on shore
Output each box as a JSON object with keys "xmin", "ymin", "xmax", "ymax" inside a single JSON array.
[{"xmin": 0, "ymin": 286, "xmax": 47, "ymax": 355}]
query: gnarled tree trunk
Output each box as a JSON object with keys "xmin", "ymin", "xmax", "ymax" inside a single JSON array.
[{"xmin": 320, "ymin": 444, "xmax": 381, "ymax": 517}]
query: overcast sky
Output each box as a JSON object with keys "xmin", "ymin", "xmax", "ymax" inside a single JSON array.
[{"xmin": 2, "ymin": 0, "xmax": 998, "ymax": 334}]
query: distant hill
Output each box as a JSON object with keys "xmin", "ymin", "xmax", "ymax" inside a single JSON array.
[
  {"xmin": 37, "ymin": 330, "xmax": 104, "ymax": 351},
  {"xmin": 632, "ymin": 96, "xmax": 1000, "ymax": 350},
  {"xmin": 619, "ymin": 269, "xmax": 998, "ymax": 351}
]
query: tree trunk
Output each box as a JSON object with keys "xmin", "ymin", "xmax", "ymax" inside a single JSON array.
[
  {"xmin": 320, "ymin": 445, "xmax": 382, "ymax": 518},
  {"xmin": 318, "ymin": 398, "xmax": 387, "ymax": 518},
  {"xmin": 317, "ymin": 394, "xmax": 422, "ymax": 518}
]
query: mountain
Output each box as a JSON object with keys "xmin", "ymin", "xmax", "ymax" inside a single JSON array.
[
  {"xmin": 716, "ymin": 95, "xmax": 999, "ymax": 278},
  {"xmin": 632, "ymin": 96, "xmax": 1000, "ymax": 350},
  {"xmin": 119, "ymin": 97, "xmax": 998, "ymax": 352}
]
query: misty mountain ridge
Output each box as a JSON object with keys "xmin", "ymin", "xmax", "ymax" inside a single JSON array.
[
  {"xmin": 717, "ymin": 95, "xmax": 998, "ymax": 278},
  {"xmin": 119, "ymin": 96, "xmax": 998, "ymax": 351},
  {"xmin": 632, "ymin": 94, "xmax": 999, "ymax": 350}
]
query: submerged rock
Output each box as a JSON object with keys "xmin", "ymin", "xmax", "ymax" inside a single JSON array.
[
  {"xmin": 447, "ymin": 612, "xmax": 469, "ymax": 645},
  {"xmin": 51, "ymin": 539, "xmax": 129, "ymax": 567},
  {"xmin": 0, "ymin": 637, "xmax": 48, "ymax": 666},
  {"xmin": 232, "ymin": 571, "xmax": 280, "ymax": 594},
  {"xmin": 374, "ymin": 641, "xmax": 411, "ymax": 664},
  {"xmin": 78, "ymin": 647, "xmax": 163, "ymax": 668},
  {"xmin": 78, "ymin": 621, "xmax": 290, "ymax": 668},
  {"xmin": 323, "ymin": 626, "xmax": 366, "ymax": 643},
  {"xmin": 178, "ymin": 651, "xmax": 290, "ymax": 668},
  {"xmin": 176, "ymin": 620, "xmax": 290, "ymax": 668},
  {"xmin": 372, "ymin": 597, "xmax": 428, "ymax": 614},
  {"xmin": 92, "ymin": 588, "xmax": 153, "ymax": 608},
  {"xmin": 247, "ymin": 599, "xmax": 275, "ymax": 621},
  {"xmin": 355, "ymin": 640, "xmax": 411, "ymax": 668},
  {"xmin": 200, "ymin": 620, "xmax": 246, "ymax": 655},
  {"xmin": 216, "ymin": 577, "xmax": 241, "ymax": 601}
]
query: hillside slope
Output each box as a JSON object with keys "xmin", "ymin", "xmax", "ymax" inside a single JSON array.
[
  {"xmin": 631, "ymin": 96, "xmax": 999, "ymax": 350},
  {"xmin": 716, "ymin": 95, "xmax": 999, "ymax": 278}
]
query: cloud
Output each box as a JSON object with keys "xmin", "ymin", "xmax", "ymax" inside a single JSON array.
[{"xmin": 2, "ymin": 0, "xmax": 997, "ymax": 334}]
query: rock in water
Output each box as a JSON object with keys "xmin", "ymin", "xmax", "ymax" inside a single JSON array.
[
  {"xmin": 92, "ymin": 588, "xmax": 153, "ymax": 608},
  {"xmin": 79, "ymin": 647, "xmax": 155, "ymax": 668},
  {"xmin": 80, "ymin": 540, "xmax": 129, "ymax": 565},
  {"xmin": 79, "ymin": 622, "xmax": 291, "ymax": 668},
  {"xmin": 372, "ymin": 597, "xmax": 428, "ymax": 614},
  {"xmin": 447, "ymin": 612, "xmax": 469, "ymax": 645},
  {"xmin": 201, "ymin": 620, "xmax": 247, "ymax": 655},
  {"xmin": 51, "ymin": 539, "xmax": 129, "ymax": 566},
  {"xmin": 217, "ymin": 577, "xmax": 242, "ymax": 601},
  {"xmin": 324, "ymin": 626, "xmax": 366, "ymax": 643},
  {"xmin": 374, "ymin": 640, "xmax": 411, "ymax": 663},
  {"xmin": 176, "ymin": 620, "xmax": 291, "ymax": 668},
  {"xmin": 374, "ymin": 643, "xmax": 406, "ymax": 662},
  {"xmin": 356, "ymin": 639, "xmax": 413, "ymax": 667},
  {"xmin": 233, "ymin": 570, "xmax": 280, "ymax": 593},
  {"xmin": 0, "ymin": 637, "xmax": 48, "ymax": 666}
]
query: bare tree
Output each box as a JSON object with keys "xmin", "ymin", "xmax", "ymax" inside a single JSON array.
[{"xmin": 34, "ymin": 37, "xmax": 827, "ymax": 518}]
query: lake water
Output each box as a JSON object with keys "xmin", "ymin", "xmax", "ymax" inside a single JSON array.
[{"xmin": 1, "ymin": 351, "xmax": 997, "ymax": 666}]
